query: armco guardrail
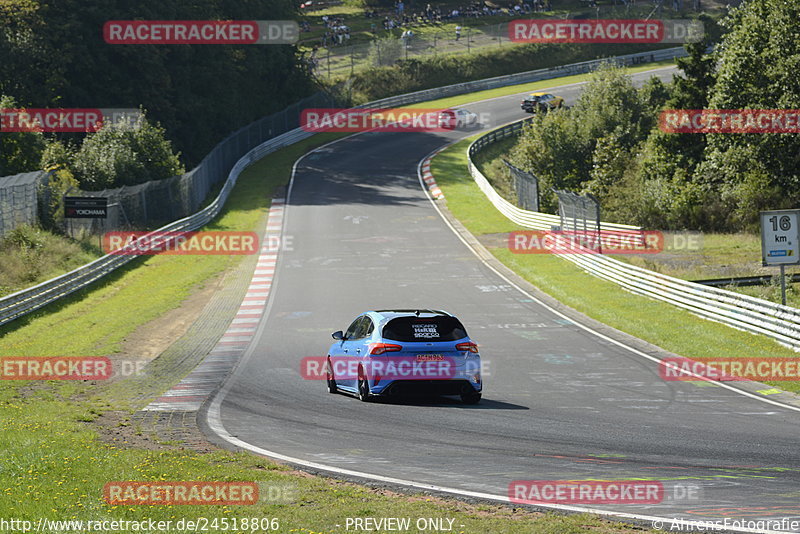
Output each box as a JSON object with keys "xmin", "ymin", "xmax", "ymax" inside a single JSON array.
[
  {"xmin": 467, "ymin": 123, "xmax": 800, "ymax": 351},
  {"xmin": 467, "ymin": 121, "xmax": 642, "ymax": 233},
  {"xmin": 0, "ymin": 129, "xmax": 313, "ymax": 328},
  {"xmin": 0, "ymin": 46, "xmax": 686, "ymax": 328},
  {"xmin": 367, "ymin": 46, "xmax": 686, "ymax": 109},
  {"xmin": 566, "ymin": 252, "xmax": 800, "ymax": 350}
]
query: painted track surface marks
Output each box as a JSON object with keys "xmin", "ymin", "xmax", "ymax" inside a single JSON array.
[{"xmin": 208, "ymin": 68, "xmax": 800, "ymax": 530}]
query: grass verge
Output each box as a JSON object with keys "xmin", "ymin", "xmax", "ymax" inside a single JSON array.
[
  {"xmin": 1, "ymin": 59, "xmax": 677, "ymax": 304},
  {"xmin": 2, "ymin": 382, "xmax": 648, "ymax": 533},
  {"xmin": 467, "ymin": 113, "xmax": 800, "ymax": 307},
  {"xmin": 0, "ymin": 63, "xmax": 684, "ymax": 532},
  {"xmin": 0, "ymin": 226, "xmax": 103, "ymax": 298},
  {"xmin": 404, "ymin": 59, "xmax": 679, "ymax": 110},
  {"xmin": 618, "ymin": 233, "xmax": 800, "ymax": 308},
  {"xmin": 431, "ymin": 136, "xmax": 800, "ymax": 395}
]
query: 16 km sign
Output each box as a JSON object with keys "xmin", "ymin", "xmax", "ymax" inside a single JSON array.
[{"xmin": 761, "ymin": 209, "xmax": 800, "ymax": 266}]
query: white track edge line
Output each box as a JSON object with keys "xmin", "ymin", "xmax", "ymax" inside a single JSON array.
[
  {"xmin": 416, "ymin": 144, "xmax": 800, "ymax": 414},
  {"xmin": 205, "ymin": 66, "xmax": 782, "ymax": 534}
]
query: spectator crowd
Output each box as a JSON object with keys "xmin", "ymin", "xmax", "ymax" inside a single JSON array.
[
  {"xmin": 320, "ymin": 14, "xmax": 352, "ymax": 46},
  {"xmin": 373, "ymin": 1, "xmax": 554, "ymax": 31},
  {"xmin": 307, "ymin": 0, "xmax": 702, "ymax": 49}
]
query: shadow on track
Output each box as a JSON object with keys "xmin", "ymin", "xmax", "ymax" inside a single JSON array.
[{"xmin": 337, "ymin": 393, "xmax": 529, "ymax": 410}]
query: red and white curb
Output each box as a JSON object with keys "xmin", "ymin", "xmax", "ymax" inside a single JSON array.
[
  {"xmin": 420, "ymin": 149, "xmax": 445, "ymax": 200},
  {"xmin": 143, "ymin": 197, "xmax": 285, "ymax": 411}
]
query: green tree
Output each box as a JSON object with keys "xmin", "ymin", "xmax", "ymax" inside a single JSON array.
[
  {"xmin": 695, "ymin": 0, "xmax": 800, "ymax": 228},
  {"xmin": 40, "ymin": 139, "xmax": 74, "ymax": 172},
  {"xmin": 510, "ymin": 63, "xmax": 651, "ymax": 212},
  {"xmin": 631, "ymin": 33, "xmax": 718, "ymax": 229},
  {"xmin": 584, "ymin": 134, "xmax": 633, "ymax": 203},
  {"xmin": 571, "ymin": 62, "xmax": 649, "ymax": 150},
  {"xmin": 72, "ymin": 115, "xmax": 184, "ymax": 190},
  {"xmin": 511, "ymin": 110, "xmax": 590, "ymax": 212},
  {"xmin": 0, "ymin": 0, "xmax": 314, "ymax": 167},
  {"xmin": 669, "ymin": 36, "xmax": 716, "ymax": 110},
  {"xmin": 0, "ymin": 95, "xmax": 46, "ymax": 175},
  {"xmin": 639, "ymin": 76, "xmax": 671, "ymax": 116}
]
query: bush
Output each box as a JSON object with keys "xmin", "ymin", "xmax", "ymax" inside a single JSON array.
[
  {"xmin": 40, "ymin": 140, "xmax": 75, "ymax": 172},
  {"xmin": 3, "ymin": 224, "xmax": 46, "ymax": 251},
  {"xmin": 38, "ymin": 168, "xmax": 79, "ymax": 233},
  {"xmin": 697, "ymin": 143, "xmax": 786, "ymax": 231},
  {"xmin": 71, "ymin": 115, "xmax": 184, "ymax": 190},
  {"xmin": 0, "ymin": 224, "xmax": 100, "ymax": 295}
]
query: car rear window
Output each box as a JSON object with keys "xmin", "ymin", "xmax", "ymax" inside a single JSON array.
[{"xmin": 381, "ymin": 316, "xmax": 468, "ymax": 342}]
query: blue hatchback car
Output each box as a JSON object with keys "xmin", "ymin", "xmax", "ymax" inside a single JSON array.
[{"xmin": 326, "ymin": 310, "xmax": 482, "ymax": 404}]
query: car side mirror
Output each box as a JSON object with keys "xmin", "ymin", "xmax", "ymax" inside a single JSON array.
[{"xmin": 332, "ymin": 330, "xmax": 344, "ymax": 340}]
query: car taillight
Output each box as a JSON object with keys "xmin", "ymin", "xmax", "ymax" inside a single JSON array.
[
  {"xmin": 456, "ymin": 342, "xmax": 479, "ymax": 353},
  {"xmin": 369, "ymin": 343, "xmax": 403, "ymax": 355}
]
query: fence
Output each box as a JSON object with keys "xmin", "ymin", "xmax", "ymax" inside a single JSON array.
[
  {"xmin": 467, "ymin": 117, "xmax": 642, "ymax": 233},
  {"xmin": 0, "ymin": 171, "xmax": 48, "ymax": 238},
  {"xmin": 0, "ymin": 128, "xmax": 314, "ymax": 328},
  {"xmin": 0, "ymin": 46, "xmax": 686, "ymax": 328},
  {"xmin": 68, "ymin": 92, "xmax": 339, "ymax": 236},
  {"xmin": 554, "ymin": 189, "xmax": 602, "ymax": 252},
  {"xmin": 504, "ymin": 159, "xmax": 539, "ymax": 212},
  {"xmin": 312, "ymin": 22, "xmax": 515, "ymax": 80},
  {"xmin": 307, "ymin": 0, "xmax": 709, "ymax": 80},
  {"xmin": 467, "ymin": 121, "xmax": 800, "ymax": 351}
]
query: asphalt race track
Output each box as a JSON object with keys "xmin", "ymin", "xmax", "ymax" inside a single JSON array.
[{"xmin": 204, "ymin": 67, "xmax": 800, "ymax": 531}]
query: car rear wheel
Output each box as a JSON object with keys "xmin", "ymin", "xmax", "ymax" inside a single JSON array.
[
  {"xmin": 326, "ymin": 357, "xmax": 337, "ymax": 394},
  {"xmin": 357, "ymin": 368, "xmax": 372, "ymax": 402},
  {"xmin": 460, "ymin": 385, "xmax": 481, "ymax": 404}
]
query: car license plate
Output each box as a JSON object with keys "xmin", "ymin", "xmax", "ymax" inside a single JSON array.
[{"xmin": 416, "ymin": 354, "xmax": 444, "ymax": 361}]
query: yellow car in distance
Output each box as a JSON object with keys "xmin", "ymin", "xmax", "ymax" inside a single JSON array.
[{"xmin": 521, "ymin": 92, "xmax": 565, "ymax": 113}]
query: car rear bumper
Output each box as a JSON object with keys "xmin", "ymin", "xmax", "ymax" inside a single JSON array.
[{"xmin": 375, "ymin": 379, "xmax": 481, "ymax": 397}]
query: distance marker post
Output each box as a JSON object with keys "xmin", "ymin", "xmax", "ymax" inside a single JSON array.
[{"xmin": 760, "ymin": 209, "xmax": 800, "ymax": 305}]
